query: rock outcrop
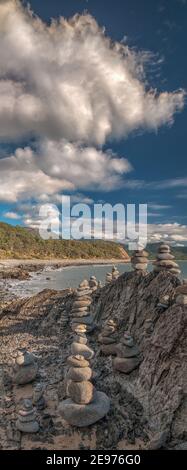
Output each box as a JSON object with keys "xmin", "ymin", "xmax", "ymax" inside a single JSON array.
[{"xmin": 0, "ymin": 270, "xmax": 186, "ymax": 449}]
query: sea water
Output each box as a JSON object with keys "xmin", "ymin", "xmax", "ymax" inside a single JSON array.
[{"xmin": 8, "ymin": 261, "xmax": 187, "ymax": 298}]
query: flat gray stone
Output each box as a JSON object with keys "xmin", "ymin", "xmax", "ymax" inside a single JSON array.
[
  {"xmin": 116, "ymin": 344, "xmax": 139, "ymax": 358},
  {"xmin": 157, "ymin": 253, "xmax": 174, "ymax": 260},
  {"xmin": 72, "ymin": 315, "xmax": 93, "ymax": 326},
  {"xmin": 13, "ymin": 363, "xmax": 38, "ymax": 385},
  {"xmin": 113, "ymin": 356, "xmax": 141, "ymax": 373},
  {"xmin": 176, "ymin": 294, "xmax": 187, "ymax": 305},
  {"xmin": 67, "ymin": 366, "xmax": 92, "ymax": 382},
  {"xmin": 101, "ymin": 344, "xmax": 118, "ymax": 355},
  {"xmin": 59, "ymin": 391, "xmax": 110, "ymax": 427},
  {"xmin": 16, "ymin": 419, "xmax": 39, "ymax": 433},
  {"xmin": 71, "ymin": 342, "xmax": 94, "ymax": 360},
  {"xmin": 68, "ymin": 380, "xmax": 94, "ymax": 404},
  {"xmin": 67, "ymin": 355, "xmax": 89, "ymax": 368},
  {"xmin": 133, "ymin": 263, "xmax": 147, "ymax": 270}
]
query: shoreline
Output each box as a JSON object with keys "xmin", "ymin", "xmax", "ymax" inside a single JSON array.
[{"xmin": 0, "ymin": 257, "xmax": 130, "ymax": 269}]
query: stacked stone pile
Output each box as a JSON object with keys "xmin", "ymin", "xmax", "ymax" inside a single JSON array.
[
  {"xmin": 112, "ymin": 266, "xmax": 119, "ymax": 280},
  {"xmin": 98, "ymin": 280, "xmax": 102, "ymax": 288},
  {"xmin": 13, "ymin": 348, "xmax": 38, "ymax": 385},
  {"xmin": 71, "ymin": 324, "xmax": 94, "ymax": 360},
  {"xmin": 153, "ymin": 244, "xmax": 181, "ymax": 275},
  {"xmin": 113, "ymin": 333, "xmax": 141, "ymax": 374},
  {"xmin": 98, "ymin": 319, "xmax": 118, "ymax": 355},
  {"xmin": 59, "ymin": 354, "xmax": 110, "ymax": 427},
  {"xmin": 105, "ymin": 272, "xmax": 112, "ymax": 284},
  {"xmin": 175, "ymin": 280, "xmax": 187, "ymax": 305},
  {"xmin": 71, "ymin": 280, "xmax": 94, "ymax": 332},
  {"xmin": 131, "ymin": 250, "xmax": 149, "ymax": 272},
  {"xmin": 33, "ymin": 383, "xmax": 46, "ymax": 410},
  {"xmin": 16, "ymin": 399, "xmax": 39, "ymax": 433},
  {"xmin": 89, "ymin": 276, "xmax": 98, "ymax": 292}
]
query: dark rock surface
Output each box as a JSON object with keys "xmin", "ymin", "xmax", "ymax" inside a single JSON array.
[{"xmin": 0, "ymin": 271, "xmax": 186, "ymax": 449}]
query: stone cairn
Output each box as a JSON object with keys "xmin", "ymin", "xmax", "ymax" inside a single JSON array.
[
  {"xmin": 153, "ymin": 244, "xmax": 181, "ymax": 276},
  {"xmin": 98, "ymin": 280, "xmax": 102, "ymax": 288},
  {"xmin": 13, "ymin": 348, "xmax": 38, "ymax": 385},
  {"xmin": 157, "ymin": 294, "xmax": 170, "ymax": 309},
  {"xmin": 89, "ymin": 276, "xmax": 98, "ymax": 293},
  {"xmin": 105, "ymin": 272, "xmax": 112, "ymax": 284},
  {"xmin": 16, "ymin": 398, "xmax": 39, "ymax": 433},
  {"xmin": 98, "ymin": 319, "xmax": 118, "ymax": 355},
  {"xmin": 112, "ymin": 265, "xmax": 119, "ymax": 280},
  {"xmin": 71, "ymin": 324, "xmax": 94, "ymax": 360},
  {"xmin": 175, "ymin": 279, "xmax": 187, "ymax": 306},
  {"xmin": 71, "ymin": 280, "xmax": 94, "ymax": 332},
  {"xmin": 131, "ymin": 249, "xmax": 149, "ymax": 272},
  {"xmin": 59, "ymin": 353, "xmax": 110, "ymax": 427},
  {"xmin": 33, "ymin": 383, "xmax": 46, "ymax": 410},
  {"xmin": 113, "ymin": 333, "xmax": 141, "ymax": 374}
]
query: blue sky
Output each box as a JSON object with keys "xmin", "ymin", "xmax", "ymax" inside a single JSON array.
[{"xmin": 0, "ymin": 0, "xmax": 187, "ymax": 244}]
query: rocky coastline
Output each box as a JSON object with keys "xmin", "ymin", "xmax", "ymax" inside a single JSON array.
[{"xmin": 0, "ymin": 255, "xmax": 186, "ymax": 450}]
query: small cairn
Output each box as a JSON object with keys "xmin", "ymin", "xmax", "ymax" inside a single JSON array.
[
  {"xmin": 175, "ymin": 279, "xmax": 187, "ymax": 305},
  {"xmin": 113, "ymin": 333, "xmax": 141, "ymax": 374},
  {"xmin": 157, "ymin": 294, "xmax": 170, "ymax": 309},
  {"xmin": 98, "ymin": 280, "xmax": 102, "ymax": 288},
  {"xmin": 13, "ymin": 348, "xmax": 38, "ymax": 385},
  {"xmin": 16, "ymin": 399, "xmax": 39, "ymax": 433},
  {"xmin": 105, "ymin": 272, "xmax": 112, "ymax": 284},
  {"xmin": 98, "ymin": 319, "xmax": 118, "ymax": 355},
  {"xmin": 153, "ymin": 244, "xmax": 181, "ymax": 275},
  {"xmin": 71, "ymin": 280, "xmax": 94, "ymax": 332},
  {"xmin": 131, "ymin": 249, "xmax": 148, "ymax": 272},
  {"xmin": 112, "ymin": 265, "xmax": 119, "ymax": 280},
  {"xmin": 71, "ymin": 324, "xmax": 94, "ymax": 360},
  {"xmin": 89, "ymin": 276, "xmax": 98, "ymax": 293},
  {"xmin": 59, "ymin": 354, "xmax": 110, "ymax": 427},
  {"xmin": 33, "ymin": 383, "xmax": 46, "ymax": 410}
]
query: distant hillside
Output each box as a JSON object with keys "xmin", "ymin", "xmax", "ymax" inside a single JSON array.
[{"xmin": 0, "ymin": 222, "xmax": 129, "ymax": 260}]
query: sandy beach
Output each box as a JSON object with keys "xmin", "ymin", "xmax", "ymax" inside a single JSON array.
[{"xmin": 0, "ymin": 257, "xmax": 129, "ymax": 269}]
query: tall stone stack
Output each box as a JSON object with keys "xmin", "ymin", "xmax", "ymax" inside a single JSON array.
[
  {"xmin": 131, "ymin": 250, "xmax": 149, "ymax": 272},
  {"xmin": 12, "ymin": 348, "xmax": 38, "ymax": 385},
  {"xmin": 89, "ymin": 276, "xmax": 98, "ymax": 293},
  {"xmin": 98, "ymin": 319, "xmax": 118, "ymax": 355},
  {"xmin": 71, "ymin": 324, "xmax": 94, "ymax": 360},
  {"xmin": 153, "ymin": 244, "xmax": 181, "ymax": 276},
  {"xmin": 112, "ymin": 266, "xmax": 119, "ymax": 280},
  {"xmin": 113, "ymin": 333, "xmax": 141, "ymax": 374},
  {"xmin": 71, "ymin": 280, "xmax": 94, "ymax": 332},
  {"xmin": 105, "ymin": 272, "xmax": 112, "ymax": 284},
  {"xmin": 175, "ymin": 280, "xmax": 187, "ymax": 305},
  {"xmin": 16, "ymin": 399, "xmax": 39, "ymax": 433},
  {"xmin": 59, "ymin": 354, "xmax": 110, "ymax": 427}
]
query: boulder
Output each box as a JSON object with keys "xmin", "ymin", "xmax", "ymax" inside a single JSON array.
[{"xmin": 59, "ymin": 391, "xmax": 110, "ymax": 427}]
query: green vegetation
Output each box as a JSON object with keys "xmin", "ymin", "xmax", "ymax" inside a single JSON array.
[{"xmin": 0, "ymin": 222, "xmax": 128, "ymax": 260}]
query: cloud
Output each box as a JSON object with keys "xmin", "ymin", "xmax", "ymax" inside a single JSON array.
[
  {"xmin": 148, "ymin": 203, "xmax": 171, "ymax": 210},
  {"xmin": 0, "ymin": 0, "xmax": 185, "ymax": 216},
  {"xmin": 0, "ymin": 0, "xmax": 185, "ymax": 146},
  {"xmin": 0, "ymin": 141, "xmax": 131, "ymax": 202},
  {"xmin": 3, "ymin": 211, "xmax": 20, "ymax": 219},
  {"xmin": 147, "ymin": 222, "xmax": 187, "ymax": 243}
]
